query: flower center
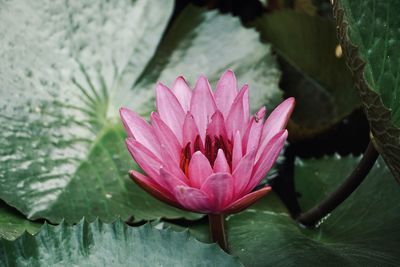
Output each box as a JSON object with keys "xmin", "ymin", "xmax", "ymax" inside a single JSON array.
[{"xmin": 179, "ymin": 134, "xmax": 232, "ymax": 176}]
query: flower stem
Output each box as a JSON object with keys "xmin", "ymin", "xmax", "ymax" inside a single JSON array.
[
  {"xmin": 297, "ymin": 141, "xmax": 379, "ymax": 228},
  {"xmin": 208, "ymin": 214, "xmax": 229, "ymax": 252}
]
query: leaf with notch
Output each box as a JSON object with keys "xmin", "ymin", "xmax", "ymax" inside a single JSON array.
[
  {"xmin": 0, "ymin": 219, "xmax": 243, "ymax": 266},
  {"xmin": 333, "ymin": 0, "xmax": 400, "ymax": 181},
  {"xmin": 0, "ymin": 2, "xmax": 282, "ymax": 223},
  {"xmin": 227, "ymin": 156, "xmax": 400, "ymax": 266},
  {"xmin": 255, "ymin": 10, "xmax": 360, "ymax": 141}
]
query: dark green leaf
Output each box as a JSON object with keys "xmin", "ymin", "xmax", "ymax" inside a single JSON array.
[
  {"xmin": 0, "ymin": 219, "xmax": 243, "ymax": 266},
  {"xmin": 227, "ymin": 156, "xmax": 400, "ymax": 266},
  {"xmin": 0, "ymin": 2, "xmax": 281, "ymax": 223},
  {"xmin": 0, "ymin": 202, "xmax": 41, "ymax": 240},
  {"xmin": 334, "ymin": 0, "xmax": 400, "ymax": 181},
  {"xmin": 255, "ymin": 11, "xmax": 360, "ymax": 140}
]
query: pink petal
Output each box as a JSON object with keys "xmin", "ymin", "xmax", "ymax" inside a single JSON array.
[
  {"xmin": 120, "ymin": 108, "xmax": 161, "ymax": 158},
  {"xmin": 257, "ymin": 97, "xmax": 295, "ymax": 161},
  {"xmin": 213, "ymin": 149, "xmax": 230, "ymax": 173},
  {"xmin": 232, "ymin": 149, "xmax": 257, "ymax": 196},
  {"xmin": 226, "ymin": 85, "xmax": 250, "ymax": 139},
  {"xmin": 188, "ymin": 151, "xmax": 213, "ymax": 188},
  {"xmin": 156, "ymin": 83, "xmax": 185, "ymax": 143},
  {"xmin": 182, "ymin": 112, "xmax": 203, "ymax": 152},
  {"xmin": 150, "ymin": 112, "xmax": 181, "ymax": 163},
  {"xmin": 174, "ymin": 186, "xmax": 211, "ymax": 213},
  {"xmin": 157, "ymin": 167, "xmax": 188, "ymax": 192},
  {"xmin": 246, "ymin": 130, "xmax": 287, "ymax": 193},
  {"xmin": 172, "ymin": 76, "xmax": 192, "ymax": 112},
  {"xmin": 232, "ymin": 131, "xmax": 243, "ymax": 171},
  {"xmin": 129, "ymin": 170, "xmax": 181, "ymax": 209},
  {"xmin": 224, "ymin": 186, "xmax": 271, "ymax": 214},
  {"xmin": 242, "ymin": 85, "xmax": 250, "ymax": 123},
  {"xmin": 159, "ymin": 144, "xmax": 187, "ymax": 182},
  {"xmin": 214, "ymin": 70, "xmax": 238, "ymax": 118},
  {"xmin": 242, "ymin": 106, "xmax": 266, "ymax": 154},
  {"xmin": 190, "ymin": 76, "xmax": 217, "ymax": 143},
  {"xmin": 205, "ymin": 110, "xmax": 228, "ymax": 141},
  {"xmin": 126, "ymin": 138, "xmax": 163, "ymax": 180},
  {"xmin": 201, "ymin": 173, "xmax": 234, "ymax": 212}
]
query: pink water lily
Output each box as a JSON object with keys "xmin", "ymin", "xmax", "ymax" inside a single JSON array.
[{"xmin": 120, "ymin": 70, "xmax": 294, "ymax": 214}]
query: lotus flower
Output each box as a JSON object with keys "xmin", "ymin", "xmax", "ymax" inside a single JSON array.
[{"xmin": 120, "ymin": 70, "xmax": 294, "ymax": 214}]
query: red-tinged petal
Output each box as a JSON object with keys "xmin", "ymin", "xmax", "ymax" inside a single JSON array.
[
  {"xmin": 129, "ymin": 170, "xmax": 181, "ymax": 209},
  {"xmin": 257, "ymin": 97, "xmax": 295, "ymax": 161},
  {"xmin": 242, "ymin": 106, "xmax": 266, "ymax": 154},
  {"xmin": 232, "ymin": 131, "xmax": 243, "ymax": 171},
  {"xmin": 201, "ymin": 172, "xmax": 234, "ymax": 212},
  {"xmin": 174, "ymin": 186, "xmax": 211, "ymax": 213},
  {"xmin": 190, "ymin": 76, "xmax": 217, "ymax": 142},
  {"xmin": 226, "ymin": 85, "xmax": 249, "ymax": 139},
  {"xmin": 214, "ymin": 70, "xmax": 238, "ymax": 118},
  {"xmin": 157, "ymin": 167, "xmax": 188, "ymax": 192},
  {"xmin": 151, "ymin": 112, "xmax": 181, "ymax": 163},
  {"xmin": 213, "ymin": 149, "xmax": 230, "ymax": 173},
  {"xmin": 182, "ymin": 112, "xmax": 203, "ymax": 152},
  {"xmin": 188, "ymin": 151, "xmax": 213, "ymax": 188},
  {"xmin": 172, "ymin": 76, "xmax": 192, "ymax": 112},
  {"xmin": 232, "ymin": 149, "xmax": 257, "ymax": 196},
  {"xmin": 126, "ymin": 138, "xmax": 163, "ymax": 180},
  {"xmin": 246, "ymin": 130, "xmax": 287, "ymax": 193},
  {"xmin": 224, "ymin": 186, "xmax": 271, "ymax": 214},
  {"xmin": 159, "ymin": 144, "xmax": 187, "ymax": 182},
  {"xmin": 156, "ymin": 83, "xmax": 185, "ymax": 143},
  {"xmin": 205, "ymin": 110, "xmax": 228, "ymax": 141},
  {"xmin": 120, "ymin": 108, "xmax": 161, "ymax": 158}
]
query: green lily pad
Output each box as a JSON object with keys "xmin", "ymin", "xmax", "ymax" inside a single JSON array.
[
  {"xmin": 255, "ymin": 10, "xmax": 360, "ymax": 140},
  {"xmin": 0, "ymin": 219, "xmax": 243, "ymax": 266},
  {"xmin": 0, "ymin": 202, "xmax": 41, "ymax": 240},
  {"xmin": 0, "ymin": 2, "xmax": 281, "ymax": 223},
  {"xmin": 227, "ymin": 156, "xmax": 400, "ymax": 266},
  {"xmin": 333, "ymin": 0, "xmax": 400, "ymax": 181}
]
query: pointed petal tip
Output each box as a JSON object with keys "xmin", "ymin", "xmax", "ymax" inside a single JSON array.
[
  {"xmin": 174, "ymin": 75, "xmax": 188, "ymax": 83},
  {"xmin": 238, "ymin": 84, "xmax": 249, "ymax": 95},
  {"xmin": 195, "ymin": 75, "xmax": 212, "ymax": 89},
  {"xmin": 156, "ymin": 82, "xmax": 170, "ymax": 92},
  {"xmin": 286, "ymin": 96, "xmax": 296, "ymax": 104},
  {"xmin": 211, "ymin": 109, "xmax": 224, "ymax": 119},
  {"xmin": 119, "ymin": 107, "xmax": 133, "ymax": 120},
  {"xmin": 198, "ymin": 74, "xmax": 208, "ymax": 80},
  {"xmin": 192, "ymin": 150, "xmax": 203, "ymax": 157},
  {"xmin": 224, "ymin": 186, "xmax": 271, "ymax": 214},
  {"xmin": 281, "ymin": 129, "xmax": 289, "ymax": 139},
  {"xmin": 119, "ymin": 107, "xmax": 128, "ymax": 114},
  {"xmin": 221, "ymin": 69, "xmax": 236, "ymax": 79},
  {"xmin": 256, "ymin": 106, "xmax": 266, "ymax": 117},
  {"xmin": 282, "ymin": 97, "xmax": 296, "ymax": 112}
]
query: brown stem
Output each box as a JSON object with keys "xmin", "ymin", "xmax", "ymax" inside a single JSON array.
[
  {"xmin": 208, "ymin": 214, "xmax": 229, "ymax": 252},
  {"xmin": 297, "ymin": 141, "xmax": 379, "ymax": 228}
]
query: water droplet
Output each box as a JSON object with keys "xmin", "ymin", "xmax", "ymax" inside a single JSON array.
[{"xmin": 334, "ymin": 44, "xmax": 342, "ymax": 58}]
